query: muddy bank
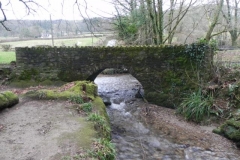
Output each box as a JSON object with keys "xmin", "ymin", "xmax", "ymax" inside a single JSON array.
[{"xmin": 138, "ymin": 101, "xmax": 240, "ymax": 158}]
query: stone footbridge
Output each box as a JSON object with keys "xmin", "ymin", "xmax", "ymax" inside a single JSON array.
[{"xmin": 15, "ymin": 45, "xmax": 213, "ymax": 107}]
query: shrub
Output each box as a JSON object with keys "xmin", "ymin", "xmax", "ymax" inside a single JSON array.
[
  {"xmin": 197, "ymin": 38, "xmax": 218, "ymax": 51},
  {"xmin": 177, "ymin": 90, "xmax": 214, "ymax": 123},
  {"xmin": 1, "ymin": 44, "xmax": 12, "ymax": 51}
]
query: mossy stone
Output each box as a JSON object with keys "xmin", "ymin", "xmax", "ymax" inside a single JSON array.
[
  {"xmin": 226, "ymin": 120, "xmax": 240, "ymax": 129},
  {"xmin": 145, "ymin": 92, "xmax": 175, "ymax": 108},
  {"xmin": 212, "ymin": 128, "xmax": 222, "ymax": 134},
  {"xmin": 93, "ymin": 97, "xmax": 108, "ymax": 121},
  {"xmin": 25, "ymin": 81, "xmax": 97, "ymax": 102},
  {"xmin": 3, "ymin": 91, "xmax": 19, "ymax": 107},
  {"xmin": 19, "ymin": 68, "xmax": 39, "ymax": 80},
  {"xmin": 213, "ymin": 119, "xmax": 240, "ymax": 145},
  {"xmin": 0, "ymin": 91, "xmax": 19, "ymax": 110},
  {"xmin": 0, "ymin": 93, "xmax": 8, "ymax": 110},
  {"xmin": 39, "ymin": 80, "xmax": 55, "ymax": 86},
  {"xmin": 221, "ymin": 124, "xmax": 240, "ymax": 141}
]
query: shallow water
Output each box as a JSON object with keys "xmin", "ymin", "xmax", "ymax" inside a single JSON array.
[{"xmin": 95, "ymin": 74, "xmax": 238, "ymax": 160}]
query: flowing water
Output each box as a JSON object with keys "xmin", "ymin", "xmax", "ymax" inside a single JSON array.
[{"xmin": 94, "ymin": 74, "xmax": 238, "ymax": 160}]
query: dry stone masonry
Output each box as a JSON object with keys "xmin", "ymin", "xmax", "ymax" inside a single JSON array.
[{"xmin": 15, "ymin": 45, "xmax": 214, "ymax": 108}]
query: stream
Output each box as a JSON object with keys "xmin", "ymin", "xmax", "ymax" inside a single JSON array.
[{"xmin": 94, "ymin": 74, "xmax": 238, "ymax": 160}]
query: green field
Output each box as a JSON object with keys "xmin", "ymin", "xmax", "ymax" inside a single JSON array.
[
  {"xmin": 0, "ymin": 37, "xmax": 101, "ymax": 64},
  {"xmin": 0, "ymin": 51, "xmax": 16, "ymax": 64},
  {"xmin": 0, "ymin": 37, "xmax": 100, "ymax": 48}
]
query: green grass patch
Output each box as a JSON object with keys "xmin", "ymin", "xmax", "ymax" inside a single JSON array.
[
  {"xmin": 0, "ymin": 37, "xmax": 100, "ymax": 63},
  {"xmin": 0, "ymin": 37, "xmax": 102, "ymax": 64},
  {"xmin": 0, "ymin": 37, "xmax": 100, "ymax": 48},
  {"xmin": 0, "ymin": 51, "xmax": 16, "ymax": 64}
]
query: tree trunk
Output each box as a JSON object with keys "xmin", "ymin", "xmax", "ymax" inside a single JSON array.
[
  {"xmin": 222, "ymin": 0, "xmax": 240, "ymax": 47},
  {"xmin": 205, "ymin": 0, "xmax": 224, "ymax": 42},
  {"xmin": 230, "ymin": 31, "xmax": 238, "ymax": 47},
  {"xmin": 167, "ymin": 0, "xmax": 174, "ymax": 44},
  {"xmin": 157, "ymin": 0, "xmax": 163, "ymax": 44},
  {"xmin": 146, "ymin": 0, "xmax": 158, "ymax": 44}
]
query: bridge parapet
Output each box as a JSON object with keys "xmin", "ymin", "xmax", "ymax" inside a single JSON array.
[{"xmin": 15, "ymin": 45, "xmax": 214, "ymax": 108}]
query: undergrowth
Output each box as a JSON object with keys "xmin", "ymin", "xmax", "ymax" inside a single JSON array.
[
  {"xmin": 88, "ymin": 138, "xmax": 116, "ymax": 160},
  {"xmin": 87, "ymin": 113, "xmax": 111, "ymax": 140},
  {"xmin": 69, "ymin": 95, "xmax": 84, "ymax": 104},
  {"xmin": 87, "ymin": 113, "xmax": 114, "ymax": 159},
  {"xmin": 177, "ymin": 90, "xmax": 214, "ymax": 123},
  {"xmin": 81, "ymin": 103, "xmax": 92, "ymax": 112}
]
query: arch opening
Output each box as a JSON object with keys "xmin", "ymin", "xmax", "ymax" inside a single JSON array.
[
  {"xmin": 86, "ymin": 67, "xmax": 129, "ymax": 81},
  {"xmin": 93, "ymin": 70, "xmax": 144, "ymax": 106}
]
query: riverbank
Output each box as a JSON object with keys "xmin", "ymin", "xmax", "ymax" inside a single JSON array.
[
  {"xmin": 94, "ymin": 74, "xmax": 240, "ymax": 159},
  {"xmin": 1, "ymin": 74, "xmax": 240, "ymax": 159},
  {"xmin": 137, "ymin": 100, "xmax": 240, "ymax": 158},
  {"xmin": 0, "ymin": 81, "xmax": 113, "ymax": 160}
]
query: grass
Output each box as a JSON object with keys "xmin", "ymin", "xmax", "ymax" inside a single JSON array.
[
  {"xmin": 87, "ymin": 113, "xmax": 111, "ymax": 139},
  {"xmin": 81, "ymin": 103, "xmax": 92, "ymax": 112},
  {"xmin": 177, "ymin": 90, "xmax": 214, "ymax": 123},
  {"xmin": 0, "ymin": 51, "xmax": 16, "ymax": 63},
  {"xmin": 68, "ymin": 95, "xmax": 84, "ymax": 104},
  {"xmin": 88, "ymin": 138, "xmax": 116, "ymax": 160},
  {"xmin": 0, "ymin": 37, "xmax": 100, "ymax": 48},
  {"xmin": 0, "ymin": 37, "xmax": 101, "ymax": 64}
]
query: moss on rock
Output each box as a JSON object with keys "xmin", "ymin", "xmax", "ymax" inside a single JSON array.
[
  {"xmin": 25, "ymin": 81, "xmax": 97, "ymax": 101},
  {"xmin": 145, "ymin": 91, "xmax": 175, "ymax": 108},
  {"xmin": 0, "ymin": 91, "xmax": 19, "ymax": 110},
  {"xmin": 18, "ymin": 68, "xmax": 39, "ymax": 80},
  {"xmin": 213, "ymin": 119, "xmax": 240, "ymax": 146},
  {"xmin": 0, "ymin": 93, "xmax": 8, "ymax": 109}
]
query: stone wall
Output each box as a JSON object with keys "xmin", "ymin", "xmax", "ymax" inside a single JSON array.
[{"xmin": 15, "ymin": 45, "xmax": 214, "ymax": 108}]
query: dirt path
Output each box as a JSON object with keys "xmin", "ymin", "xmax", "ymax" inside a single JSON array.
[{"xmin": 0, "ymin": 98, "xmax": 95, "ymax": 160}]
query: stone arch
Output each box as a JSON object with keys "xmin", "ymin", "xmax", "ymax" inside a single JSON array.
[
  {"xmin": 86, "ymin": 65, "xmax": 134, "ymax": 80},
  {"xmin": 15, "ymin": 45, "xmax": 214, "ymax": 108}
]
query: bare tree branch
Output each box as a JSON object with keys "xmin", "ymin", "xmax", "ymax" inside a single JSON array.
[
  {"xmin": 0, "ymin": 0, "xmax": 47, "ymax": 31},
  {"xmin": 210, "ymin": 28, "xmax": 227, "ymax": 38},
  {"xmin": 0, "ymin": 1, "xmax": 10, "ymax": 31}
]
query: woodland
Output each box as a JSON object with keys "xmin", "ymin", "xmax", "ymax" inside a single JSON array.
[{"xmin": 0, "ymin": 0, "xmax": 239, "ymax": 48}]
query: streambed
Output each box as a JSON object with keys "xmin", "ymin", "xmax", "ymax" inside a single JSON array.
[{"xmin": 95, "ymin": 74, "xmax": 239, "ymax": 160}]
